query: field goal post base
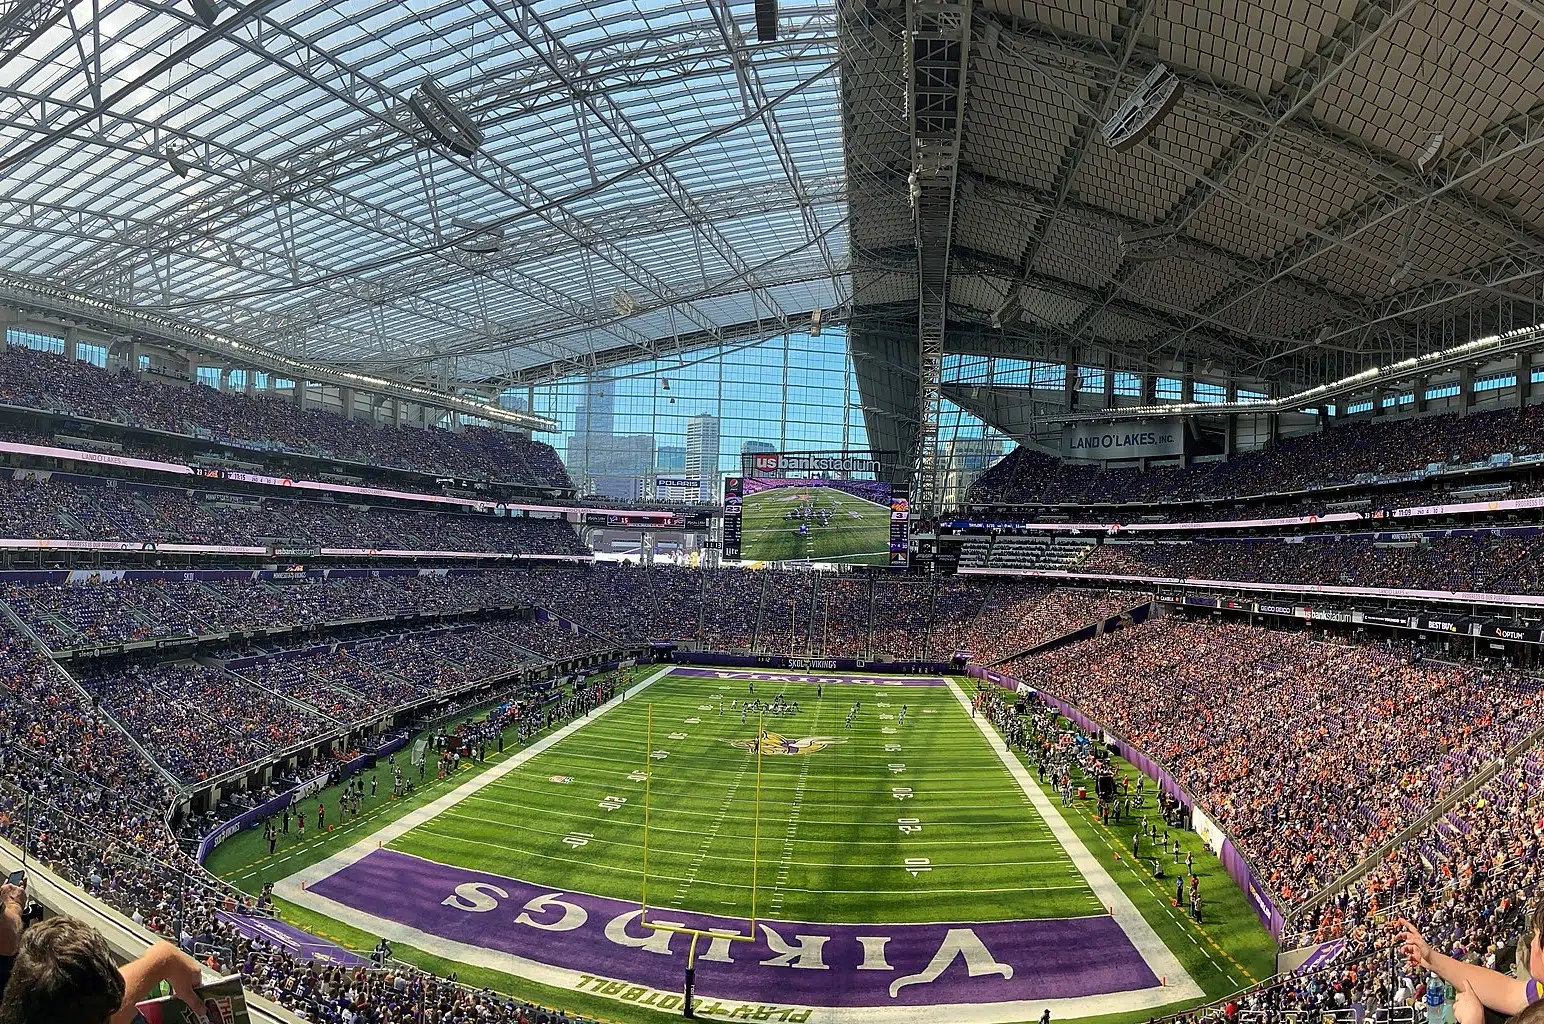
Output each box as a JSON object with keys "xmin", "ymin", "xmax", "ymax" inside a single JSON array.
[{"xmin": 638, "ymin": 701, "xmax": 767, "ymax": 1018}]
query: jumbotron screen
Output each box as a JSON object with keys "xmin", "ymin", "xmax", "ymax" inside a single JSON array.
[{"xmin": 722, "ymin": 476, "xmax": 909, "ymax": 566}]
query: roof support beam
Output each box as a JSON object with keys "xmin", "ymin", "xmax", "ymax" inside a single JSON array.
[
  {"xmin": 1064, "ymin": 0, "xmax": 1420, "ymax": 345},
  {"xmin": 906, "ymin": 0, "xmax": 971, "ymax": 516},
  {"xmin": 708, "ymin": 0, "xmax": 849, "ymax": 308},
  {"xmin": 491, "ymin": 0, "xmax": 793, "ymax": 330}
]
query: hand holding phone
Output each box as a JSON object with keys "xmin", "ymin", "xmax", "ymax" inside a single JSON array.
[{"xmin": 6, "ymin": 870, "xmax": 25, "ymax": 888}]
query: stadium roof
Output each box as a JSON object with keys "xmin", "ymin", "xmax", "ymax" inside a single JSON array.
[
  {"xmin": 843, "ymin": 0, "xmax": 1544, "ymax": 498},
  {"xmin": 0, "ymin": 0, "xmax": 847, "ymax": 388}
]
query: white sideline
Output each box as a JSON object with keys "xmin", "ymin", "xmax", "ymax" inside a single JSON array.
[
  {"xmin": 945, "ymin": 679, "xmax": 1202, "ymax": 1002},
  {"xmin": 277, "ymin": 665, "xmax": 672, "ymax": 892}
]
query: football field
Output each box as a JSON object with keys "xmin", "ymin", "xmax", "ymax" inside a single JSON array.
[
  {"xmin": 278, "ymin": 667, "xmax": 1200, "ymax": 1023},
  {"xmin": 740, "ymin": 485, "xmax": 892, "ymax": 564}
]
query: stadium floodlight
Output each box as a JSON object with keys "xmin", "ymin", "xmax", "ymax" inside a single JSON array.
[
  {"xmin": 450, "ymin": 216, "xmax": 504, "ymax": 255},
  {"xmin": 410, "ymin": 76, "xmax": 483, "ymax": 158},
  {"xmin": 1389, "ymin": 260, "xmax": 1412, "ymax": 288},
  {"xmin": 810, "ymin": 307, "xmax": 822, "ymax": 337},
  {"xmin": 611, "ymin": 287, "xmax": 642, "ymax": 317},
  {"xmin": 1100, "ymin": 64, "xmax": 1183, "ymax": 152},
  {"xmin": 992, "ymin": 288, "xmax": 1022, "ymax": 329},
  {"xmin": 1118, "ymin": 225, "xmax": 1174, "ymax": 261}
]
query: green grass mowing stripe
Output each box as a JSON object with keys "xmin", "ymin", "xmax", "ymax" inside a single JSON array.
[{"xmin": 426, "ymin": 808, "xmax": 1058, "ymax": 849}]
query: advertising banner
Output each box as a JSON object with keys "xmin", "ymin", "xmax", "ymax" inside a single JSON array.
[{"xmin": 1061, "ymin": 419, "xmax": 1183, "ymax": 460}]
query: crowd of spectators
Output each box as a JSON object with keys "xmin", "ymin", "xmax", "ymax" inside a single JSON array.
[
  {"xmin": 517, "ymin": 562, "xmax": 1150, "ymax": 662},
  {"xmin": 0, "ymin": 345, "xmax": 571, "ymax": 488},
  {"xmin": 2, "ymin": 572, "xmax": 545, "ymax": 651},
  {"xmin": 1219, "ymin": 748, "xmax": 1544, "ymax": 1020},
  {"xmin": 1078, "ymin": 535, "xmax": 1544, "ymax": 595},
  {"xmin": 1008, "ymin": 618, "xmax": 1544, "ymax": 908},
  {"xmin": 0, "ymin": 473, "xmax": 589, "ymax": 555},
  {"xmin": 969, "ymin": 402, "xmax": 1544, "ymax": 506}
]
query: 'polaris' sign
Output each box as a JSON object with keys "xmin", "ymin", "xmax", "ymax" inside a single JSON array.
[{"xmin": 1062, "ymin": 419, "xmax": 1183, "ymax": 460}]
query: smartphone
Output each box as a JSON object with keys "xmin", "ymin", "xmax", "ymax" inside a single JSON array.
[{"xmin": 6, "ymin": 870, "xmax": 23, "ymax": 887}]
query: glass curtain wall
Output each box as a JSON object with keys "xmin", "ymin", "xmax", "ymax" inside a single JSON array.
[{"xmin": 514, "ymin": 329, "xmax": 870, "ymax": 501}]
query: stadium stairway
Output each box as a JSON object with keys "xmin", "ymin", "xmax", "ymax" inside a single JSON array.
[{"xmin": 985, "ymin": 592, "xmax": 1159, "ymax": 667}]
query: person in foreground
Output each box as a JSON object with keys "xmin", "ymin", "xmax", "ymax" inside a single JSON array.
[
  {"xmin": 1396, "ymin": 908, "xmax": 1543, "ymax": 1019},
  {"xmin": 0, "ymin": 916, "xmax": 205, "ymax": 1024}
]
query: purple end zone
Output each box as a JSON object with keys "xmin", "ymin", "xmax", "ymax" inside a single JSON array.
[
  {"xmin": 669, "ymin": 667, "xmax": 949, "ymax": 687},
  {"xmin": 307, "ymin": 849, "xmax": 1158, "ymax": 1007}
]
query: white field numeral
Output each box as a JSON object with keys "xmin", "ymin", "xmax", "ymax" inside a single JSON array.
[
  {"xmin": 885, "ymin": 743, "xmax": 902, "ymax": 752},
  {"xmin": 891, "ymin": 787, "xmax": 914, "ymax": 800},
  {"xmin": 897, "ymin": 817, "xmax": 922, "ymax": 835},
  {"xmin": 563, "ymin": 831, "xmax": 594, "ymax": 848},
  {"xmin": 888, "ymin": 763, "xmax": 907, "ymax": 774},
  {"xmin": 599, "ymin": 795, "xmax": 628, "ymax": 812},
  {"xmin": 903, "ymin": 857, "xmax": 932, "ymax": 877}
]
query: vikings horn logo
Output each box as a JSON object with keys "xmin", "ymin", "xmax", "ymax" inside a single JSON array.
[{"xmin": 729, "ymin": 731, "xmax": 845, "ymax": 756}]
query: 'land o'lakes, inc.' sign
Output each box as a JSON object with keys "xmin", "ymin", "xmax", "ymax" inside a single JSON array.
[{"xmin": 1061, "ymin": 419, "xmax": 1183, "ymax": 460}]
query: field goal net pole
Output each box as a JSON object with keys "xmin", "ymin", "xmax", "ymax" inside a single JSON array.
[{"xmin": 639, "ymin": 703, "xmax": 766, "ymax": 1018}]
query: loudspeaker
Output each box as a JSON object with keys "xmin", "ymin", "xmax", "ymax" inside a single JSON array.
[{"xmin": 755, "ymin": 0, "xmax": 778, "ymax": 41}]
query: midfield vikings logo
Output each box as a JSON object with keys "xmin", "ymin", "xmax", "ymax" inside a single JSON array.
[{"xmin": 729, "ymin": 731, "xmax": 845, "ymax": 756}]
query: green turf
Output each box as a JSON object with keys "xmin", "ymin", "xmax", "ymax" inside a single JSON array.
[
  {"xmin": 394, "ymin": 672, "xmax": 1099, "ymax": 924},
  {"xmin": 211, "ymin": 668, "xmax": 1278, "ymax": 1024},
  {"xmin": 738, "ymin": 484, "xmax": 892, "ymax": 565}
]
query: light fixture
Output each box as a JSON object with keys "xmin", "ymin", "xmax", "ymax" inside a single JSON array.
[
  {"xmin": 992, "ymin": 288, "xmax": 1023, "ymax": 328},
  {"xmin": 190, "ymin": 0, "xmax": 219, "ymax": 27},
  {"xmin": 1117, "ymin": 225, "xmax": 1174, "ymax": 261},
  {"xmin": 410, "ymin": 76, "xmax": 483, "ymax": 158},
  {"xmin": 810, "ymin": 307, "xmax": 822, "ymax": 337},
  {"xmin": 755, "ymin": 0, "xmax": 778, "ymax": 41},
  {"xmin": 450, "ymin": 216, "xmax": 504, "ymax": 254},
  {"xmin": 1389, "ymin": 260, "xmax": 1411, "ymax": 288},
  {"xmin": 660, "ymin": 378, "xmax": 671, "ymax": 391},
  {"xmin": 611, "ymin": 287, "xmax": 641, "ymax": 316}
]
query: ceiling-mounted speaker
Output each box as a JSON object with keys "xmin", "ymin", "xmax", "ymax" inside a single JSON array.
[
  {"xmin": 755, "ymin": 0, "xmax": 778, "ymax": 41},
  {"xmin": 1100, "ymin": 64, "xmax": 1183, "ymax": 153},
  {"xmin": 410, "ymin": 76, "xmax": 483, "ymax": 158}
]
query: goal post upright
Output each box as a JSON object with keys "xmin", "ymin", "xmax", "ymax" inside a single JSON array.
[{"xmin": 639, "ymin": 702, "xmax": 767, "ymax": 1017}]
